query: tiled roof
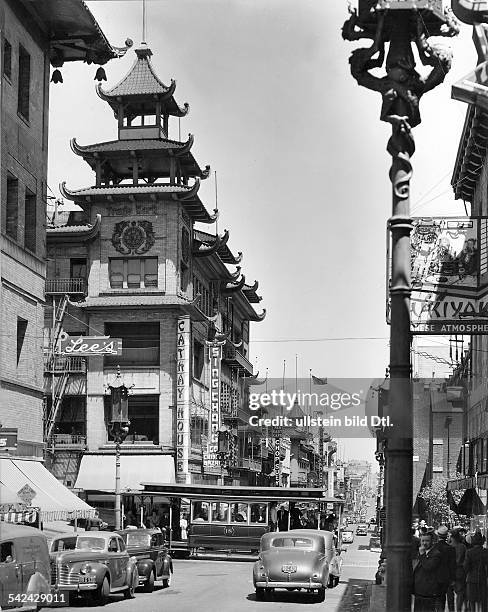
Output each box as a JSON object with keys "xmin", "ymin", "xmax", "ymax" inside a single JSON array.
[
  {"xmin": 71, "ymin": 137, "xmax": 189, "ymax": 154},
  {"xmin": 102, "ymin": 46, "xmax": 171, "ymax": 97},
  {"xmin": 77, "ymin": 294, "xmax": 198, "ymax": 308},
  {"xmin": 46, "ymin": 214, "xmax": 101, "ymax": 240},
  {"xmin": 47, "ymin": 224, "xmax": 93, "ymax": 233},
  {"xmin": 62, "ymin": 184, "xmax": 191, "ymax": 197},
  {"xmin": 194, "ymin": 229, "xmax": 242, "ymax": 265}
]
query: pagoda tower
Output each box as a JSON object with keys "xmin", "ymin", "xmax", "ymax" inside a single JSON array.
[{"xmin": 47, "ymin": 43, "xmax": 266, "ymax": 496}]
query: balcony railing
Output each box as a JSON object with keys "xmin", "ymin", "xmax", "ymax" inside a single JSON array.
[
  {"xmin": 222, "ymin": 345, "xmax": 253, "ymax": 376},
  {"xmin": 51, "ymin": 434, "xmax": 86, "ymax": 448},
  {"xmin": 46, "ymin": 278, "xmax": 87, "ymax": 295},
  {"xmin": 238, "ymin": 457, "xmax": 262, "ymax": 471},
  {"xmin": 44, "ymin": 355, "xmax": 86, "ymax": 373}
]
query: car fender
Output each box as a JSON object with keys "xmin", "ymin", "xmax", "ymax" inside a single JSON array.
[{"xmin": 136, "ymin": 558, "xmax": 154, "ymax": 578}]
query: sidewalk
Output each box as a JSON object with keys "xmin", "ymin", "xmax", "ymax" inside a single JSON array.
[{"xmin": 368, "ymin": 584, "xmax": 386, "ymax": 612}]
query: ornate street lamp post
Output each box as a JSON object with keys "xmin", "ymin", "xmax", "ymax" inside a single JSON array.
[
  {"xmin": 343, "ymin": 4, "xmax": 457, "ymax": 610},
  {"xmin": 217, "ymin": 424, "xmax": 230, "ymax": 485},
  {"xmin": 107, "ymin": 366, "xmax": 131, "ymax": 530}
]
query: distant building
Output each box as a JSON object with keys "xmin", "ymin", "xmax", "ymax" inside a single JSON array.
[
  {"xmin": 0, "ymin": 0, "xmax": 123, "ymax": 459},
  {"xmin": 43, "ymin": 43, "xmax": 267, "ymax": 501}
]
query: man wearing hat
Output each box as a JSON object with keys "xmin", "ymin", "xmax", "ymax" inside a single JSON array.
[
  {"xmin": 433, "ymin": 525, "xmax": 456, "ymax": 612},
  {"xmin": 413, "ymin": 532, "xmax": 442, "ymax": 611},
  {"xmin": 464, "ymin": 531, "xmax": 488, "ymax": 611}
]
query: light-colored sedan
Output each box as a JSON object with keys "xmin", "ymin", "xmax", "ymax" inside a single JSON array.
[
  {"xmin": 253, "ymin": 530, "xmax": 336, "ymax": 602},
  {"xmin": 342, "ymin": 530, "xmax": 354, "ymax": 544}
]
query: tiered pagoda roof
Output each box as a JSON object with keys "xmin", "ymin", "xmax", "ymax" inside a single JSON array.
[{"xmin": 97, "ymin": 45, "xmax": 189, "ymax": 117}]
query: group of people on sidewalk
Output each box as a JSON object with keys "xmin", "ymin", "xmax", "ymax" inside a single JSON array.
[{"xmin": 412, "ymin": 523, "xmax": 488, "ymax": 612}]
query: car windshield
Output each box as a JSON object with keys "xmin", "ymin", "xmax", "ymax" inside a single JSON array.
[
  {"xmin": 343, "ymin": 531, "xmax": 353, "ymax": 536},
  {"xmin": 126, "ymin": 533, "xmax": 151, "ymax": 547},
  {"xmin": 271, "ymin": 537, "xmax": 314, "ymax": 549},
  {"xmin": 75, "ymin": 537, "xmax": 105, "ymax": 551}
]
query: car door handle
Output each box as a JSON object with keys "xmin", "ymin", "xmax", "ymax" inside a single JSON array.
[{"xmin": 15, "ymin": 565, "xmax": 20, "ymax": 578}]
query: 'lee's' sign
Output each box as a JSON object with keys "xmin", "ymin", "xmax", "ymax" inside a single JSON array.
[{"xmin": 59, "ymin": 333, "xmax": 122, "ymax": 356}]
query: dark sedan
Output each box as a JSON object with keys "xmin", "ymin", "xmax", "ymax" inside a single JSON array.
[{"xmin": 116, "ymin": 529, "xmax": 172, "ymax": 592}]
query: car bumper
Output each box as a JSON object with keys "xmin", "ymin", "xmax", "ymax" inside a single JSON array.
[
  {"xmin": 54, "ymin": 583, "xmax": 98, "ymax": 591},
  {"xmin": 255, "ymin": 580, "xmax": 324, "ymax": 589}
]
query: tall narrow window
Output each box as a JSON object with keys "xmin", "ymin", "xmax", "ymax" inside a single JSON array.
[
  {"xmin": 17, "ymin": 45, "xmax": 30, "ymax": 120},
  {"xmin": 3, "ymin": 39, "xmax": 11, "ymax": 79},
  {"xmin": 24, "ymin": 188, "xmax": 36, "ymax": 252},
  {"xmin": 17, "ymin": 317, "xmax": 27, "ymax": 364},
  {"xmin": 5, "ymin": 174, "xmax": 18, "ymax": 240}
]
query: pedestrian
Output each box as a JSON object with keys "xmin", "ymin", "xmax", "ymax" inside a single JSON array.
[
  {"xmin": 447, "ymin": 528, "xmax": 466, "ymax": 612},
  {"xmin": 413, "ymin": 531, "xmax": 442, "ymax": 612},
  {"xmin": 412, "ymin": 526, "xmax": 421, "ymax": 560},
  {"xmin": 463, "ymin": 531, "xmax": 488, "ymax": 612},
  {"xmin": 269, "ymin": 502, "xmax": 278, "ymax": 532},
  {"xmin": 180, "ymin": 513, "xmax": 188, "ymax": 540},
  {"xmin": 434, "ymin": 525, "xmax": 456, "ymax": 612},
  {"xmin": 328, "ymin": 549, "xmax": 342, "ymax": 588}
]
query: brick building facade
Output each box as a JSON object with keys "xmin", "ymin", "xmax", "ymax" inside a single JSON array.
[
  {"xmin": 44, "ymin": 44, "xmax": 267, "ymax": 498},
  {"xmin": 0, "ymin": 0, "xmax": 123, "ymax": 459}
]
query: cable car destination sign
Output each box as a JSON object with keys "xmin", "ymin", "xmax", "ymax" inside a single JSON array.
[
  {"xmin": 59, "ymin": 332, "xmax": 122, "ymax": 355},
  {"xmin": 387, "ymin": 217, "xmax": 488, "ymax": 334}
]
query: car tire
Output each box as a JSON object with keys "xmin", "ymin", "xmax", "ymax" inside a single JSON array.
[
  {"xmin": 124, "ymin": 568, "xmax": 138, "ymax": 599},
  {"xmin": 317, "ymin": 587, "xmax": 326, "ymax": 602},
  {"xmin": 93, "ymin": 576, "xmax": 110, "ymax": 606},
  {"xmin": 162, "ymin": 573, "xmax": 172, "ymax": 588},
  {"xmin": 143, "ymin": 570, "xmax": 155, "ymax": 593},
  {"xmin": 255, "ymin": 587, "xmax": 265, "ymax": 600}
]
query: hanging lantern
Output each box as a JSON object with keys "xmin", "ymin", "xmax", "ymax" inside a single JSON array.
[
  {"xmin": 51, "ymin": 69, "xmax": 63, "ymax": 84},
  {"xmin": 94, "ymin": 66, "xmax": 107, "ymax": 82}
]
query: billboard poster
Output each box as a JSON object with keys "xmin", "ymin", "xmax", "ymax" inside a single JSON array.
[
  {"xmin": 387, "ymin": 217, "xmax": 488, "ymax": 334},
  {"xmin": 176, "ymin": 316, "xmax": 191, "ymax": 484},
  {"xmin": 203, "ymin": 341, "xmax": 223, "ymax": 469}
]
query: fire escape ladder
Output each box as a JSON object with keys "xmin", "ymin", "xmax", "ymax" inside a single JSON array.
[{"xmin": 45, "ymin": 368, "xmax": 70, "ymax": 444}]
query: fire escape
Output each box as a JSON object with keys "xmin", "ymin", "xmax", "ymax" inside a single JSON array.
[{"xmin": 44, "ymin": 278, "xmax": 87, "ymax": 478}]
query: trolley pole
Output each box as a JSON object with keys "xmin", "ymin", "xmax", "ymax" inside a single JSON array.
[{"xmin": 342, "ymin": 5, "xmax": 457, "ymax": 610}]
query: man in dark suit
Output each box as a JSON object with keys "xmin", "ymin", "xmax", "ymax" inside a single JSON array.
[
  {"xmin": 434, "ymin": 525, "xmax": 456, "ymax": 612},
  {"xmin": 413, "ymin": 532, "xmax": 442, "ymax": 612}
]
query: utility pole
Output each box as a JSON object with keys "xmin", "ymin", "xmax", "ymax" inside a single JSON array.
[{"xmin": 343, "ymin": 4, "xmax": 457, "ymax": 610}]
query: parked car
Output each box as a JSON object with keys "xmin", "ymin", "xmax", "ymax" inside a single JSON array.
[
  {"xmin": 356, "ymin": 523, "xmax": 368, "ymax": 536},
  {"xmin": 50, "ymin": 531, "xmax": 139, "ymax": 605},
  {"xmin": 253, "ymin": 529, "xmax": 336, "ymax": 602},
  {"xmin": 342, "ymin": 530, "xmax": 354, "ymax": 544},
  {"xmin": 116, "ymin": 529, "xmax": 173, "ymax": 591},
  {"xmin": 0, "ymin": 523, "xmax": 51, "ymax": 611}
]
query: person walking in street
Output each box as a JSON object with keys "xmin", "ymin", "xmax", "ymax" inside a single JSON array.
[
  {"xmin": 413, "ymin": 532, "xmax": 442, "ymax": 612},
  {"xmin": 447, "ymin": 528, "xmax": 466, "ymax": 612},
  {"xmin": 463, "ymin": 531, "xmax": 488, "ymax": 612},
  {"xmin": 434, "ymin": 525, "xmax": 456, "ymax": 612}
]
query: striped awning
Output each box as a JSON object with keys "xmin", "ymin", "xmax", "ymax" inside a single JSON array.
[{"xmin": 0, "ymin": 509, "xmax": 38, "ymax": 524}]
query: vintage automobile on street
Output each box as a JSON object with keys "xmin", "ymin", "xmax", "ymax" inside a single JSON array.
[
  {"xmin": 0, "ymin": 523, "xmax": 51, "ymax": 611},
  {"xmin": 253, "ymin": 529, "xmax": 336, "ymax": 602},
  {"xmin": 341, "ymin": 530, "xmax": 354, "ymax": 544},
  {"xmin": 356, "ymin": 523, "xmax": 369, "ymax": 536},
  {"xmin": 50, "ymin": 531, "xmax": 139, "ymax": 605},
  {"xmin": 116, "ymin": 528, "xmax": 173, "ymax": 591}
]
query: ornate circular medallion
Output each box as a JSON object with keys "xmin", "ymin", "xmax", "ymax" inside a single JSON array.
[{"xmin": 112, "ymin": 219, "xmax": 155, "ymax": 255}]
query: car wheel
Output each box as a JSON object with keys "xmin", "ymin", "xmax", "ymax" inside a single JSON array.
[
  {"xmin": 124, "ymin": 568, "xmax": 138, "ymax": 599},
  {"xmin": 255, "ymin": 587, "xmax": 265, "ymax": 600},
  {"xmin": 143, "ymin": 570, "xmax": 155, "ymax": 593},
  {"xmin": 162, "ymin": 573, "xmax": 172, "ymax": 588},
  {"xmin": 317, "ymin": 587, "xmax": 326, "ymax": 602},
  {"xmin": 93, "ymin": 576, "xmax": 110, "ymax": 606}
]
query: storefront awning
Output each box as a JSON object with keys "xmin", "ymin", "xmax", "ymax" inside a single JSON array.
[
  {"xmin": 447, "ymin": 476, "xmax": 476, "ymax": 491},
  {"xmin": 0, "ymin": 457, "xmax": 95, "ymax": 521},
  {"xmin": 74, "ymin": 454, "xmax": 175, "ymax": 493}
]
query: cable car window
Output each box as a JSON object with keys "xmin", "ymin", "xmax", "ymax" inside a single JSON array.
[
  {"xmin": 211, "ymin": 502, "xmax": 229, "ymax": 523},
  {"xmin": 192, "ymin": 501, "xmax": 209, "ymax": 522},
  {"xmin": 249, "ymin": 503, "xmax": 267, "ymax": 524},
  {"xmin": 230, "ymin": 503, "xmax": 248, "ymax": 523}
]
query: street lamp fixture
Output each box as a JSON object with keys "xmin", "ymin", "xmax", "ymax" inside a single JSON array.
[
  {"xmin": 342, "ymin": 4, "xmax": 458, "ymax": 611},
  {"xmin": 106, "ymin": 366, "xmax": 132, "ymax": 530}
]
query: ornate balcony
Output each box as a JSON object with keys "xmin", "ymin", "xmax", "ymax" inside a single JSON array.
[
  {"xmin": 222, "ymin": 345, "xmax": 253, "ymax": 376},
  {"xmin": 238, "ymin": 457, "xmax": 262, "ymax": 472},
  {"xmin": 45, "ymin": 277, "xmax": 87, "ymax": 295},
  {"xmin": 51, "ymin": 434, "xmax": 87, "ymax": 449},
  {"xmin": 44, "ymin": 355, "xmax": 86, "ymax": 373}
]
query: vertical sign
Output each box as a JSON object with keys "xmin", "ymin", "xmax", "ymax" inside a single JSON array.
[
  {"xmin": 318, "ymin": 425, "xmax": 325, "ymax": 488},
  {"xmin": 203, "ymin": 341, "xmax": 224, "ymax": 468},
  {"xmin": 176, "ymin": 316, "xmax": 191, "ymax": 484},
  {"xmin": 274, "ymin": 434, "xmax": 281, "ymax": 487}
]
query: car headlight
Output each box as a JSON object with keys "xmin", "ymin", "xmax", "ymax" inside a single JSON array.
[
  {"xmin": 312, "ymin": 573, "xmax": 320, "ymax": 579},
  {"xmin": 79, "ymin": 563, "xmax": 93, "ymax": 574}
]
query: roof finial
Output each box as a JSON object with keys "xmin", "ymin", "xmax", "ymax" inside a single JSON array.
[{"xmin": 142, "ymin": 0, "xmax": 147, "ymax": 45}]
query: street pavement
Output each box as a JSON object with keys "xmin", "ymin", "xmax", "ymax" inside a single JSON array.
[{"xmin": 58, "ymin": 529, "xmax": 378, "ymax": 612}]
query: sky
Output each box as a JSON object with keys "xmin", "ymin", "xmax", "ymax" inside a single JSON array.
[{"xmin": 47, "ymin": 1, "xmax": 479, "ymax": 460}]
